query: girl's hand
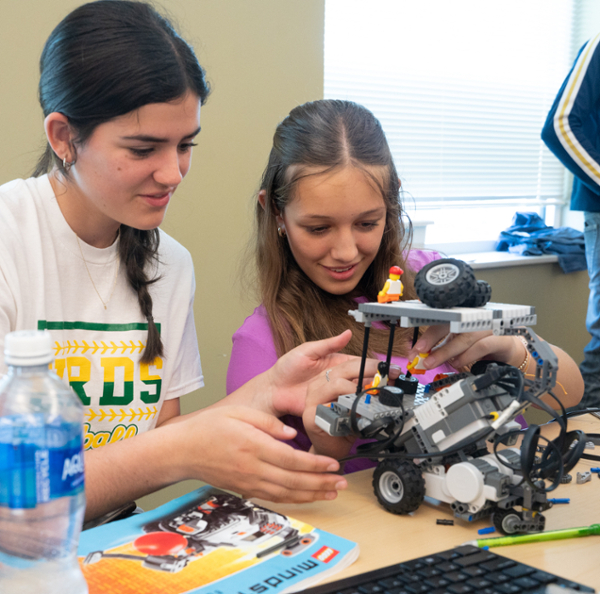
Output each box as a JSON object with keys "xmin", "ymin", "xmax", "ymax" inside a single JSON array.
[
  {"xmin": 253, "ymin": 330, "xmax": 369, "ymax": 417},
  {"xmin": 302, "ymin": 358, "xmax": 379, "ymax": 461},
  {"xmin": 406, "ymin": 325, "xmax": 584, "ymax": 410},
  {"xmin": 84, "ymin": 404, "xmax": 351, "ymax": 521},
  {"xmin": 171, "ymin": 405, "xmax": 349, "ymax": 503},
  {"xmin": 221, "ymin": 330, "xmax": 360, "ymax": 417},
  {"xmin": 407, "ymin": 325, "xmax": 526, "ymax": 372}
]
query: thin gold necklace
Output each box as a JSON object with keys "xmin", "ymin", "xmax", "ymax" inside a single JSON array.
[{"xmin": 75, "ymin": 232, "xmax": 121, "ymax": 310}]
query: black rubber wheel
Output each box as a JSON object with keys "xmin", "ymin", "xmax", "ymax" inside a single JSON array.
[
  {"xmin": 372, "ymin": 460, "xmax": 425, "ymax": 514},
  {"xmin": 394, "ymin": 374, "xmax": 418, "ymax": 395},
  {"xmin": 379, "ymin": 386, "xmax": 404, "ymax": 407},
  {"xmin": 492, "ymin": 507, "xmax": 522, "ymax": 535},
  {"xmin": 460, "ymin": 280, "xmax": 492, "ymax": 308},
  {"xmin": 415, "ymin": 258, "xmax": 477, "ymax": 309}
]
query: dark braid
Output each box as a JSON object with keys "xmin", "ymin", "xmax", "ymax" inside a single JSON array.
[{"xmin": 118, "ymin": 226, "xmax": 163, "ymax": 364}]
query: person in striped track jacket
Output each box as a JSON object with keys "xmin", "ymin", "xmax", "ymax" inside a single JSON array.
[{"xmin": 542, "ymin": 32, "xmax": 600, "ymax": 412}]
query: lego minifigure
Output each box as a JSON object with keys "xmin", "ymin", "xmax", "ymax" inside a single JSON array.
[
  {"xmin": 365, "ymin": 361, "xmax": 390, "ymax": 397},
  {"xmin": 407, "ymin": 352, "xmax": 430, "ymax": 375},
  {"xmin": 378, "ymin": 266, "xmax": 404, "ymax": 303}
]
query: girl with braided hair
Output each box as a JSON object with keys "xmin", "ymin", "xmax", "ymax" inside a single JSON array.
[{"xmin": 0, "ymin": 1, "xmax": 361, "ymax": 523}]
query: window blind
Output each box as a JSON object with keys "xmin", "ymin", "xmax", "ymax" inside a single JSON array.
[{"xmin": 324, "ymin": 0, "xmax": 577, "ymax": 231}]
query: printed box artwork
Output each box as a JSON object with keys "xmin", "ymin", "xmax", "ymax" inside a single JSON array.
[{"xmin": 78, "ymin": 486, "xmax": 359, "ymax": 594}]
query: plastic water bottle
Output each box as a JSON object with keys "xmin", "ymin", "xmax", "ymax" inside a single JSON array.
[{"xmin": 0, "ymin": 330, "xmax": 88, "ymax": 593}]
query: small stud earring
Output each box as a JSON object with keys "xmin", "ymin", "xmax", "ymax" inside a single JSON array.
[{"xmin": 277, "ymin": 226, "xmax": 286, "ymax": 238}]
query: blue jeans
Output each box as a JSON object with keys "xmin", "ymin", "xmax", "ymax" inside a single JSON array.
[{"xmin": 578, "ymin": 211, "xmax": 600, "ymax": 410}]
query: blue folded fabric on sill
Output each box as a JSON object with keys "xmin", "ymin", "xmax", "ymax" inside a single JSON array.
[{"xmin": 496, "ymin": 212, "xmax": 586, "ymax": 274}]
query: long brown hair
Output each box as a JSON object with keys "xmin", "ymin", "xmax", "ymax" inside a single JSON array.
[
  {"xmin": 253, "ymin": 99, "xmax": 417, "ymax": 358},
  {"xmin": 33, "ymin": 1, "xmax": 210, "ymax": 364}
]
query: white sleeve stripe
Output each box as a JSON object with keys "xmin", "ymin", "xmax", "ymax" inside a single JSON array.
[{"xmin": 553, "ymin": 33, "xmax": 600, "ymax": 185}]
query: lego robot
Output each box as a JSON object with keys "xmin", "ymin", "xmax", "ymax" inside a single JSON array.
[{"xmin": 315, "ymin": 298, "xmax": 577, "ymax": 535}]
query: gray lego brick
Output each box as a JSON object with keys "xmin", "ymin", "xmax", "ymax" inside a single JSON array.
[
  {"xmin": 353, "ymin": 300, "xmax": 536, "ymax": 332},
  {"xmin": 338, "ymin": 394, "xmax": 404, "ymax": 420},
  {"xmin": 338, "ymin": 384, "xmax": 430, "ymax": 420}
]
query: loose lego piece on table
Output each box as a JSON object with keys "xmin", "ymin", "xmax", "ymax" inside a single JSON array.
[
  {"xmin": 577, "ymin": 471, "xmax": 592, "ymax": 484},
  {"xmin": 436, "ymin": 519, "xmax": 454, "ymax": 526},
  {"xmin": 377, "ymin": 266, "xmax": 404, "ymax": 303},
  {"xmin": 478, "ymin": 526, "xmax": 496, "ymax": 535},
  {"xmin": 585, "ymin": 441, "xmax": 595, "ymax": 450},
  {"xmin": 548, "ymin": 498, "xmax": 570, "ymax": 504},
  {"xmin": 590, "ymin": 467, "xmax": 600, "ymax": 473},
  {"xmin": 560, "ymin": 473, "xmax": 573, "ymax": 483}
]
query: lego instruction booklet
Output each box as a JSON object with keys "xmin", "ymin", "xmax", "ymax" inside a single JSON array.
[{"xmin": 78, "ymin": 486, "xmax": 359, "ymax": 594}]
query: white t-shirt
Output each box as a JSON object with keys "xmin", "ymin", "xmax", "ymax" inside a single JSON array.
[{"xmin": 0, "ymin": 175, "xmax": 204, "ymax": 450}]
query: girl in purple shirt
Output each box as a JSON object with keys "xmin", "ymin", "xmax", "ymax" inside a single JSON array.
[{"xmin": 227, "ymin": 100, "xmax": 583, "ymax": 471}]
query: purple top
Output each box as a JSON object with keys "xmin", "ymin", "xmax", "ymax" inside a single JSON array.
[{"xmin": 226, "ymin": 250, "xmax": 457, "ymax": 473}]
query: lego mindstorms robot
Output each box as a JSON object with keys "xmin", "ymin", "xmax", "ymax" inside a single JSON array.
[{"xmin": 315, "ymin": 274, "xmax": 584, "ymax": 535}]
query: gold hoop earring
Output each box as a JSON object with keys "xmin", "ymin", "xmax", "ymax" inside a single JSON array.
[
  {"xmin": 277, "ymin": 226, "xmax": 286, "ymax": 238},
  {"xmin": 63, "ymin": 156, "xmax": 76, "ymax": 172}
]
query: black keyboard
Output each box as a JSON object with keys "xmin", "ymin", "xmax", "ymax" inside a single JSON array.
[{"xmin": 301, "ymin": 544, "xmax": 596, "ymax": 594}]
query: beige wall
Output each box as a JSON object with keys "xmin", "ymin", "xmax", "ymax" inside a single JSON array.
[{"xmin": 0, "ymin": 1, "xmax": 589, "ymax": 510}]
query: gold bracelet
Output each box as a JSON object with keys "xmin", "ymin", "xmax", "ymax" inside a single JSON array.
[{"xmin": 516, "ymin": 336, "xmax": 529, "ymax": 372}]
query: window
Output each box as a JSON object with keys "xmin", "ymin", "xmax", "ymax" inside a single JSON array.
[{"xmin": 324, "ymin": 0, "xmax": 579, "ymax": 252}]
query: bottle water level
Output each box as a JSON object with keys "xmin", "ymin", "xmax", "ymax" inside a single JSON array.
[{"xmin": 0, "ymin": 493, "xmax": 87, "ymax": 593}]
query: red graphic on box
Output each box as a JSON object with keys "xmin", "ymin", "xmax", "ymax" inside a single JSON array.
[{"xmin": 312, "ymin": 546, "xmax": 339, "ymax": 564}]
